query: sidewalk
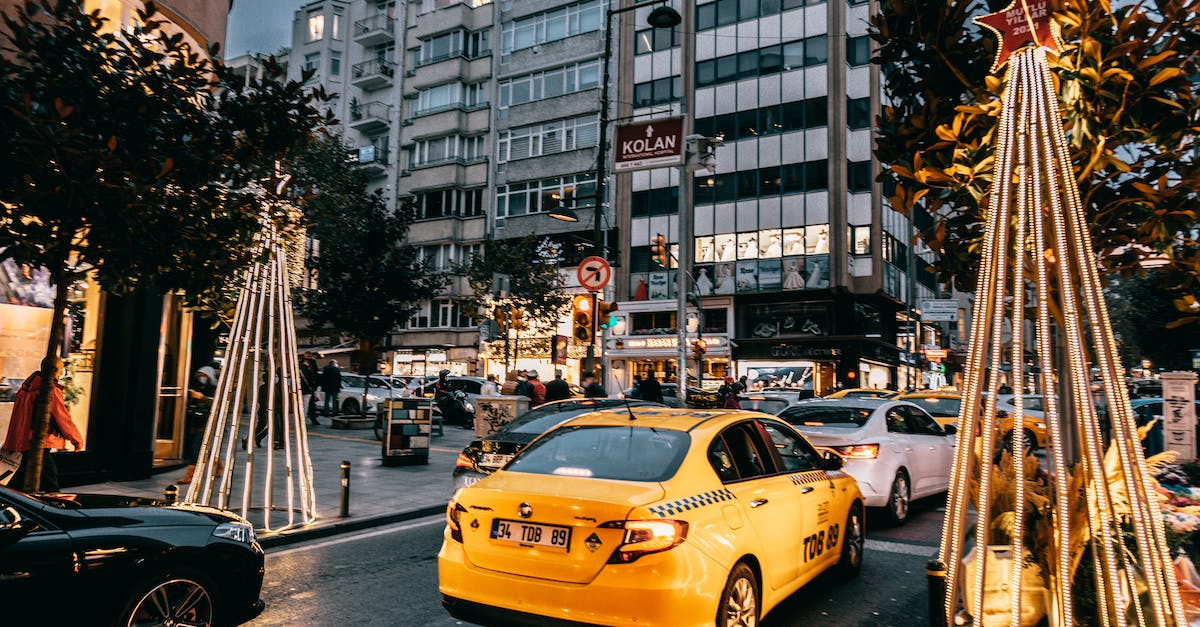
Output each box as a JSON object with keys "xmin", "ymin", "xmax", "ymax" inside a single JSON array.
[{"xmin": 74, "ymin": 422, "xmax": 478, "ymax": 548}]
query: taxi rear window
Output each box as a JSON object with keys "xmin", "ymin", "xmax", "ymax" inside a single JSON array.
[
  {"xmin": 781, "ymin": 406, "xmax": 872, "ymax": 427},
  {"xmin": 904, "ymin": 397, "xmax": 962, "ymax": 418},
  {"xmin": 505, "ymin": 426, "xmax": 690, "ymax": 482},
  {"xmin": 739, "ymin": 398, "xmax": 790, "ymax": 415}
]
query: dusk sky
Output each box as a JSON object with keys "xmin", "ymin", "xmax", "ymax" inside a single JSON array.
[{"xmin": 224, "ymin": 0, "xmax": 308, "ymax": 59}]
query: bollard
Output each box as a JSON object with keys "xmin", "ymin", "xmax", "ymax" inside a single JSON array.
[
  {"xmin": 340, "ymin": 460, "xmax": 351, "ymax": 518},
  {"xmin": 927, "ymin": 558, "xmax": 947, "ymax": 627},
  {"xmin": 164, "ymin": 484, "xmax": 179, "ymax": 504}
]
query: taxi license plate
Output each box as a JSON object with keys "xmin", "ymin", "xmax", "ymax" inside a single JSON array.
[
  {"xmin": 490, "ymin": 519, "xmax": 570, "ymax": 550},
  {"xmin": 479, "ymin": 453, "xmax": 513, "ymax": 467}
]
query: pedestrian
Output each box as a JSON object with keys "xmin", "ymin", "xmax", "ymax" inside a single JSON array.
[
  {"xmin": 628, "ymin": 375, "xmax": 643, "ymax": 399},
  {"xmin": 719, "ymin": 376, "xmax": 742, "ymax": 409},
  {"xmin": 640, "ymin": 372, "xmax": 664, "ymax": 404},
  {"xmin": 177, "ymin": 366, "xmax": 217, "ymax": 484},
  {"xmin": 299, "ymin": 352, "xmax": 320, "ymax": 426},
  {"xmin": 321, "ymin": 359, "xmax": 342, "ymax": 417},
  {"xmin": 481, "ymin": 374, "xmax": 499, "ymax": 397},
  {"xmin": 544, "ymin": 369, "xmax": 572, "ymax": 402},
  {"xmin": 527, "ymin": 370, "xmax": 547, "ymax": 407},
  {"xmin": 582, "ymin": 373, "xmax": 607, "ymax": 398},
  {"xmin": 253, "ymin": 371, "xmax": 285, "ymax": 448},
  {"xmin": 515, "ymin": 372, "xmax": 532, "ymax": 400},
  {"xmin": 738, "ymin": 375, "xmax": 749, "ymax": 394},
  {"xmin": 2, "ymin": 356, "xmax": 84, "ymax": 492}
]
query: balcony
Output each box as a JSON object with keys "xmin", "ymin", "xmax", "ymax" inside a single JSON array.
[
  {"xmin": 353, "ymin": 14, "xmax": 395, "ymax": 47},
  {"xmin": 348, "ymin": 101, "xmax": 391, "ymax": 134},
  {"xmin": 355, "ymin": 143, "xmax": 390, "ymax": 178},
  {"xmin": 351, "ymin": 59, "xmax": 395, "ymax": 91}
]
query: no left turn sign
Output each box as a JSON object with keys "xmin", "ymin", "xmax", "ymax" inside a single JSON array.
[{"xmin": 576, "ymin": 256, "xmax": 611, "ymax": 292}]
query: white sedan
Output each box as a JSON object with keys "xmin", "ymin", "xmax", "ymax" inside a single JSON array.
[{"xmin": 776, "ymin": 398, "xmax": 955, "ymax": 525}]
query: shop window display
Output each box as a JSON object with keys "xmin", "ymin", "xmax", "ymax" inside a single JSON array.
[
  {"xmin": 758, "ymin": 229, "xmax": 783, "ymax": 258},
  {"xmin": 689, "ymin": 225, "xmax": 830, "ymax": 294},
  {"xmin": 735, "ymin": 261, "xmax": 758, "ymax": 292}
]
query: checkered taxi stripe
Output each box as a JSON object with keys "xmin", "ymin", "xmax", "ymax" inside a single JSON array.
[
  {"xmin": 790, "ymin": 471, "xmax": 827, "ymax": 486},
  {"xmin": 648, "ymin": 489, "xmax": 735, "ymax": 518}
]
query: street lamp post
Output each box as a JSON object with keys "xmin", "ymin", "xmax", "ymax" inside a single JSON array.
[{"xmin": 670, "ymin": 1, "xmax": 694, "ymax": 408}]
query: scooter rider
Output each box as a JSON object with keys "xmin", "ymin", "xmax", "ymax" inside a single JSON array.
[{"xmin": 434, "ymin": 369, "xmax": 474, "ymax": 429}]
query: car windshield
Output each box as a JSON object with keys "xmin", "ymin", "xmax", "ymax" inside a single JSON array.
[
  {"xmin": 501, "ymin": 401, "xmax": 626, "ymax": 435},
  {"xmin": 783, "ymin": 406, "xmax": 873, "ymax": 427},
  {"xmin": 739, "ymin": 398, "xmax": 791, "ymax": 415},
  {"xmin": 903, "ymin": 396, "xmax": 962, "ymax": 418},
  {"xmin": 505, "ymin": 425, "xmax": 690, "ymax": 481}
]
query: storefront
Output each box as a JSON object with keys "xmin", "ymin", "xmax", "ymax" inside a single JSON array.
[{"xmin": 604, "ymin": 298, "xmax": 734, "ymax": 393}]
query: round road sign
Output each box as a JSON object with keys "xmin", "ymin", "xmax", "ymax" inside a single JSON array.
[{"xmin": 576, "ymin": 256, "xmax": 612, "ymax": 292}]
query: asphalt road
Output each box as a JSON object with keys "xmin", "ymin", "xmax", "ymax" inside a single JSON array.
[{"xmin": 249, "ymin": 495, "xmax": 947, "ymax": 627}]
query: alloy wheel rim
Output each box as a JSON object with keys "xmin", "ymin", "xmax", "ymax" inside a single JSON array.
[
  {"xmin": 848, "ymin": 511, "xmax": 863, "ymax": 566},
  {"xmin": 724, "ymin": 577, "xmax": 757, "ymax": 627},
  {"xmin": 128, "ymin": 578, "xmax": 213, "ymax": 627},
  {"xmin": 892, "ymin": 476, "xmax": 909, "ymax": 520}
]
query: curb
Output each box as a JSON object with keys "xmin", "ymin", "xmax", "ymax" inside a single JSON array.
[{"xmin": 258, "ymin": 504, "xmax": 446, "ymax": 549}]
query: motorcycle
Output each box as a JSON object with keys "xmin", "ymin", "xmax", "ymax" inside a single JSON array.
[{"xmin": 437, "ymin": 390, "xmax": 475, "ymax": 429}]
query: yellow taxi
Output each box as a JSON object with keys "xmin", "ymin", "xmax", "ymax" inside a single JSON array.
[
  {"xmin": 894, "ymin": 390, "xmax": 1048, "ymax": 450},
  {"xmin": 439, "ymin": 407, "xmax": 864, "ymax": 627},
  {"xmin": 824, "ymin": 387, "xmax": 897, "ymax": 399}
]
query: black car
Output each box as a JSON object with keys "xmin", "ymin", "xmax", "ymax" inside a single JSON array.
[
  {"xmin": 0, "ymin": 486, "xmax": 265, "ymax": 626},
  {"xmin": 452, "ymin": 398, "xmax": 665, "ymax": 490},
  {"xmin": 621, "ymin": 383, "xmax": 723, "ymax": 409}
]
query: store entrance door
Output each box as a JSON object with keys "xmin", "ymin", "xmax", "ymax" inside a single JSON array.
[{"xmin": 152, "ymin": 293, "xmax": 192, "ymax": 464}]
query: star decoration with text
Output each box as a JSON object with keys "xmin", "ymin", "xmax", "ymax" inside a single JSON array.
[{"xmin": 974, "ymin": 0, "xmax": 1064, "ymax": 74}]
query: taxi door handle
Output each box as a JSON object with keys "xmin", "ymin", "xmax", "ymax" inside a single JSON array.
[
  {"xmin": 749, "ymin": 498, "xmax": 769, "ymax": 508},
  {"xmin": 800, "ymin": 487, "xmax": 814, "ymax": 494}
]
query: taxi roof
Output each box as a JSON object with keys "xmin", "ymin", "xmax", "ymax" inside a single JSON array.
[
  {"xmin": 559, "ymin": 406, "xmax": 758, "ymax": 434},
  {"xmin": 896, "ymin": 390, "xmax": 961, "ymax": 400}
]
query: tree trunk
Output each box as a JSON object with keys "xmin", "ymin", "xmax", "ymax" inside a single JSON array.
[
  {"xmin": 22, "ymin": 269, "xmax": 71, "ymax": 492},
  {"xmin": 356, "ymin": 338, "xmax": 377, "ymax": 418}
]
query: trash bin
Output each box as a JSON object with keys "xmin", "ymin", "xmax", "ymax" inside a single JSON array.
[{"xmin": 382, "ymin": 398, "xmax": 433, "ymax": 466}]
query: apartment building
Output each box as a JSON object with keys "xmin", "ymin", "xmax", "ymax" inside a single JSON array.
[{"xmin": 602, "ymin": 0, "xmax": 938, "ymax": 394}]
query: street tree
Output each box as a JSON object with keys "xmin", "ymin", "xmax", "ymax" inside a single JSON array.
[
  {"xmin": 294, "ymin": 137, "xmax": 444, "ymax": 402},
  {"xmin": 0, "ymin": 1, "xmax": 328, "ymax": 490},
  {"xmin": 459, "ymin": 235, "xmax": 574, "ymax": 337},
  {"xmin": 871, "ymin": 0, "xmax": 1199, "ymax": 322}
]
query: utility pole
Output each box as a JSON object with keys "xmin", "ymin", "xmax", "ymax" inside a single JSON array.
[{"xmin": 674, "ymin": 0, "xmax": 695, "ymax": 408}]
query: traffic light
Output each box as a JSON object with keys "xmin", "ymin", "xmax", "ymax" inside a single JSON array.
[
  {"xmin": 650, "ymin": 233, "xmax": 668, "ymax": 268},
  {"xmin": 493, "ymin": 306, "xmax": 508, "ymax": 333},
  {"xmin": 572, "ymin": 295, "xmax": 594, "ymax": 344},
  {"xmin": 597, "ymin": 300, "xmax": 619, "ymax": 329},
  {"xmin": 691, "ymin": 338, "xmax": 707, "ymax": 360},
  {"xmin": 510, "ymin": 308, "xmax": 526, "ymax": 330}
]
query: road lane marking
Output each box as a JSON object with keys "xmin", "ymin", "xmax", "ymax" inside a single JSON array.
[
  {"xmin": 865, "ymin": 538, "xmax": 938, "ymax": 557},
  {"xmin": 309, "ymin": 431, "xmax": 461, "ymax": 453},
  {"xmin": 267, "ymin": 515, "xmax": 445, "ymax": 557}
]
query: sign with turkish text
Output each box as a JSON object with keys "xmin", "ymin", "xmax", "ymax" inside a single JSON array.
[
  {"xmin": 921, "ymin": 300, "xmax": 959, "ymax": 322},
  {"xmin": 1162, "ymin": 371, "xmax": 1198, "ymax": 458},
  {"xmin": 614, "ymin": 117, "xmax": 684, "ymax": 172}
]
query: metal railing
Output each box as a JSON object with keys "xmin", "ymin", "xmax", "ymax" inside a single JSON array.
[
  {"xmin": 350, "ymin": 101, "xmax": 392, "ymax": 122},
  {"xmin": 353, "ymin": 14, "xmax": 395, "ymax": 38},
  {"xmin": 351, "ymin": 59, "xmax": 396, "ymax": 81}
]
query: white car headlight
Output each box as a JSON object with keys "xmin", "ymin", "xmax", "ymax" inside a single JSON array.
[{"xmin": 212, "ymin": 521, "xmax": 256, "ymax": 545}]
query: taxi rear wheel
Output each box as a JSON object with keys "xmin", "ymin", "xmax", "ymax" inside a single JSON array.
[
  {"xmin": 835, "ymin": 503, "xmax": 864, "ymax": 578},
  {"xmin": 717, "ymin": 562, "xmax": 759, "ymax": 627}
]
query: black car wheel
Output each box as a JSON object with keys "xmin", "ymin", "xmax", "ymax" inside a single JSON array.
[
  {"xmin": 835, "ymin": 503, "xmax": 865, "ymax": 578},
  {"xmin": 1003, "ymin": 428, "xmax": 1038, "ymax": 453},
  {"xmin": 342, "ymin": 398, "xmax": 360, "ymax": 416},
  {"xmin": 121, "ymin": 569, "xmax": 218, "ymax": 627},
  {"xmin": 882, "ymin": 471, "xmax": 910, "ymax": 526},
  {"xmin": 716, "ymin": 562, "xmax": 759, "ymax": 627},
  {"xmin": 373, "ymin": 413, "xmax": 386, "ymax": 441}
]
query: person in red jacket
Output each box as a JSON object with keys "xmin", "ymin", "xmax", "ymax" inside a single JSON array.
[
  {"xmin": 526, "ymin": 370, "xmax": 547, "ymax": 407},
  {"xmin": 2, "ymin": 356, "xmax": 84, "ymax": 492}
]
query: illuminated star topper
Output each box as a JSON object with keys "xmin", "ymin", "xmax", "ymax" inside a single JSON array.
[{"xmin": 974, "ymin": 0, "xmax": 1064, "ymax": 74}]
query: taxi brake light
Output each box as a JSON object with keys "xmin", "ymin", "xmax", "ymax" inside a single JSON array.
[
  {"xmin": 446, "ymin": 500, "xmax": 468, "ymax": 543},
  {"xmin": 455, "ymin": 451, "xmax": 474, "ymax": 469},
  {"xmin": 608, "ymin": 520, "xmax": 689, "ymax": 564},
  {"xmin": 832, "ymin": 443, "xmax": 880, "ymax": 459}
]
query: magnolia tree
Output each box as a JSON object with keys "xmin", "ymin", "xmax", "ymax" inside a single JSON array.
[{"xmin": 0, "ymin": 1, "xmax": 330, "ymax": 490}]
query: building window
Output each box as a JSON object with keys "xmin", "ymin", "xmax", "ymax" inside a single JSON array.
[
  {"xmin": 695, "ymin": 35, "xmax": 827, "ymax": 89},
  {"xmin": 696, "ymin": 96, "xmax": 827, "ymax": 141},
  {"xmin": 847, "ymin": 36, "xmax": 871, "ymax": 67},
  {"xmin": 851, "ymin": 225, "xmax": 871, "ymax": 255},
  {"xmin": 330, "ymin": 51, "xmax": 341, "ymax": 76},
  {"xmin": 495, "ymin": 174, "xmax": 597, "ymax": 219},
  {"xmin": 303, "ymin": 53, "xmax": 320, "ymax": 73},
  {"xmin": 848, "ymin": 97, "xmax": 871, "ymax": 129},
  {"xmin": 848, "ymin": 160, "xmax": 873, "ymax": 192},
  {"xmin": 633, "ymin": 77, "xmax": 681, "ymax": 108},
  {"xmin": 307, "ymin": 11, "xmax": 324, "ymax": 42},
  {"xmin": 498, "ymin": 60, "xmax": 601, "ymax": 108},
  {"xmin": 416, "ymin": 29, "xmax": 490, "ymax": 66},
  {"xmin": 500, "ymin": 0, "xmax": 603, "ymax": 54},
  {"xmin": 412, "ymin": 188, "xmax": 486, "ymax": 219},
  {"xmin": 332, "ymin": 8, "xmax": 343, "ymax": 39},
  {"xmin": 414, "ymin": 82, "xmax": 488, "ymax": 116},
  {"xmin": 631, "ymin": 186, "xmax": 679, "ymax": 217},
  {"xmin": 694, "ymin": 159, "xmax": 829, "ymax": 204},
  {"xmin": 496, "ymin": 115, "xmax": 599, "ymax": 163},
  {"xmin": 635, "ymin": 26, "xmax": 679, "ymax": 54},
  {"xmin": 409, "ymin": 135, "xmax": 486, "ymax": 168},
  {"xmin": 696, "ymin": 0, "xmax": 824, "ymax": 32}
]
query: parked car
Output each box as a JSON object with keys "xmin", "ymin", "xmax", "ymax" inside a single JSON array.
[
  {"xmin": 338, "ymin": 373, "xmax": 403, "ymax": 416},
  {"xmin": 440, "ymin": 408, "xmax": 863, "ymax": 626},
  {"xmin": 895, "ymin": 390, "xmax": 1049, "ymax": 451},
  {"xmin": 825, "ymin": 387, "xmax": 897, "ymax": 399},
  {"xmin": 453, "ymin": 398, "xmax": 666, "ymax": 489},
  {"xmin": 0, "ymin": 485, "xmax": 265, "ymax": 625},
  {"xmin": 758, "ymin": 386, "xmax": 818, "ymax": 401},
  {"xmin": 0, "ymin": 377, "xmax": 23, "ymax": 402},
  {"xmin": 778, "ymin": 398, "xmax": 955, "ymax": 525}
]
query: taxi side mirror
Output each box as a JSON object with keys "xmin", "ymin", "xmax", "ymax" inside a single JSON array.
[
  {"xmin": 820, "ymin": 450, "xmax": 844, "ymax": 471},
  {"xmin": 943, "ymin": 423, "xmax": 957, "ymax": 435}
]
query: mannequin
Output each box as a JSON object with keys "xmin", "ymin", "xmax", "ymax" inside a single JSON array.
[
  {"xmin": 783, "ymin": 260, "xmax": 804, "ymax": 290},
  {"xmin": 695, "ymin": 268, "xmax": 714, "ymax": 295},
  {"xmin": 714, "ymin": 264, "xmax": 735, "ymax": 294}
]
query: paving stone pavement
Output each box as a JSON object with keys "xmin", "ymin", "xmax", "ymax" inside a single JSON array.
[{"xmin": 72, "ymin": 420, "xmax": 479, "ymax": 547}]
